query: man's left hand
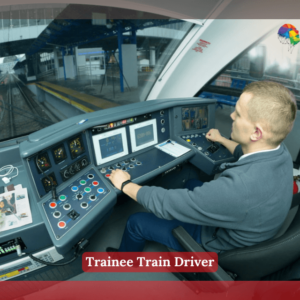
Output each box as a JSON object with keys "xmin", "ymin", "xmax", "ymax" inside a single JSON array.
[{"xmin": 109, "ymin": 169, "xmax": 131, "ymax": 190}]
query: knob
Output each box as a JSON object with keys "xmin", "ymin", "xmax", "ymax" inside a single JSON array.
[{"xmin": 81, "ymin": 159, "xmax": 88, "ymax": 167}]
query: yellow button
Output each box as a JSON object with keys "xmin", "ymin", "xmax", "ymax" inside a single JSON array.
[{"xmin": 186, "ymin": 139, "xmax": 191, "ymax": 142}]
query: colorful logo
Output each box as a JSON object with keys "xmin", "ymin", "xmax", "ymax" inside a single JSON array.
[{"xmin": 278, "ymin": 24, "xmax": 300, "ymax": 53}]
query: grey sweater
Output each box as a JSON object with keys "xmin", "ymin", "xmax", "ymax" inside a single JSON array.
[{"xmin": 137, "ymin": 144, "xmax": 293, "ymax": 252}]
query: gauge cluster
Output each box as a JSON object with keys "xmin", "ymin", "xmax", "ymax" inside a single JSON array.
[{"xmin": 27, "ymin": 133, "xmax": 91, "ymax": 198}]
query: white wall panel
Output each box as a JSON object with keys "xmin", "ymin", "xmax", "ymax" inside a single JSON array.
[{"xmin": 147, "ymin": 19, "xmax": 284, "ymax": 100}]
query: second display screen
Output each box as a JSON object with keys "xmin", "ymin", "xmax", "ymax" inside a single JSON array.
[{"xmin": 135, "ymin": 124, "xmax": 154, "ymax": 147}]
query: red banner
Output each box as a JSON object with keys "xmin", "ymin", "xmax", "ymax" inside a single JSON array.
[
  {"xmin": 82, "ymin": 251, "xmax": 218, "ymax": 272},
  {"xmin": 1, "ymin": 281, "xmax": 300, "ymax": 300}
]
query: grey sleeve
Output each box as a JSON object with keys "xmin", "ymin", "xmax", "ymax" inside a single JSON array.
[{"xmin": 137, "ymin": 175, "xmax": 248, "ymax": 228}]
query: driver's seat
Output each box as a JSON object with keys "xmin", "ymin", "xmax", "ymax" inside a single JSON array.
[{"xmin": 173, "ymin": 193, "xmax": 300, "ymax": 281}]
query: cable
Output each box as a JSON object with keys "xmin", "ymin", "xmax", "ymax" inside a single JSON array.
[
  {"xmin": 0, "ymin": 165, "xmax": 19, "ymax": 183},
  {"xmin": 26, "ymin": 239, "xmax": 89, "ymax": 266}
]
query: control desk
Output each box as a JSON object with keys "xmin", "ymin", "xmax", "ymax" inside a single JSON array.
[{"xmin": 0, "ymin": 98, "xmax": 235, "ymax": 276}]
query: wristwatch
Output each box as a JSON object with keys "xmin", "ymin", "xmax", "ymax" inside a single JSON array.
[{"xmin": 121, "ymin": 180, "xmax": 132, "ymax": 192}]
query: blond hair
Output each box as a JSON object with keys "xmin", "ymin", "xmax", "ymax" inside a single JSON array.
[{"xmin": 243, "ymin": 81, "xmax": 297, "ymax": 146}]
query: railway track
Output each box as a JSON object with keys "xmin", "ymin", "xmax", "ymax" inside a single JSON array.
[{"xmin": 0, "ymin": 75, "xmax": 56, "ymax": 141}]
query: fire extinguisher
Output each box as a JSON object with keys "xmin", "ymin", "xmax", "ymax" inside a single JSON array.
[{"xmin": 294, "ymin": 176, "xmax": 300, "ymax": 194}]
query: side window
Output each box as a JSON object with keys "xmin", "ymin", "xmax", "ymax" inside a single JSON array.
[{"xmin": 199, "ymin": 23, "xmax": 300, "ymax": 111}]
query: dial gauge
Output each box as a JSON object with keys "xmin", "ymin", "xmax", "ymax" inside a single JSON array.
[
  {"xmin": 36, "ymin": 153, "xmax": 51, "ymax": 173},
  {"xmin": 52, "ymin": 144, "xmax": 67, "ymax": 163},
  {"xmin": 41, "ymin": 173, "xmax": 58, "ymax": 192},
  {"xmin": 69, "ymin": 136, "xmax": 85, "ymax": 159}
]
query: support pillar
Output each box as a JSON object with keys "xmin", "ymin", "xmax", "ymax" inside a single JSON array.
[{"xmin": 117, "ymin": 24, "xmax": 124, "ymax": 92}]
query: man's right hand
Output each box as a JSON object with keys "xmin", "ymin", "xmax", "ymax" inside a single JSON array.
[
  {"xmin": 206, "ymin": 128, "xmax": 239, "ymax": 155},
  {"xmin": 206, "ymin": 129, "xmax": 223, "ymax": 143}
]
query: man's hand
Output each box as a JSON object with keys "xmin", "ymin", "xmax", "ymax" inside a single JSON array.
[
  {"xmin": 206, "ymin": 128, "xmax": 239, "ymax": 155},
  {"xmin": 109, "ymin": 169, "xmax": 131, "ymax": 190},
  {"xmin": 206, "ymin": 129, "xmax": 223, "ymax": 143}
]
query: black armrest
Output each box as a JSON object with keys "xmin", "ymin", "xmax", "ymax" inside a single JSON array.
[{"xmin": 172, "ymin": 226, "xmax": 233, "ymax": 285}]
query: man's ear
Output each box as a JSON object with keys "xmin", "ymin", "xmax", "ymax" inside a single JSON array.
[{"xmin": 250, "ymin": 125, "xmax": 263, "ymax": 142}]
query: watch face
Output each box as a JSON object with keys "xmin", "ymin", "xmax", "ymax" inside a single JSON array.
[
  {"xmin": 52, "ymin": 144, "xmax": 67, "ymax": 164},
  {"xmin": 121, "ymin": 180, "xmax": 131, "ymax": 191},
  {"xmin": 69, "ymin": 136, "xmax": 85, "ymax": 159},
  {"xmin": 36, "ymin": 153, "xmax": 52, "ymax": 173}
]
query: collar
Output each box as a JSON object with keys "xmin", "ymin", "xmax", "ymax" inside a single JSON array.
[{"xmin": 238, "ymin": 145, "xmax": 281, "ymax": 161}]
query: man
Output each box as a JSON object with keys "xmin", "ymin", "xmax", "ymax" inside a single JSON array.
[{"xmin": 109, "ymin": 81, "xmax": 297, "ymax": 253}]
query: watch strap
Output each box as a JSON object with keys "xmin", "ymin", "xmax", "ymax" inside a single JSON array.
[{"xmin": 121, "ymin": 180, "xmax": 132, "ymax": 192}]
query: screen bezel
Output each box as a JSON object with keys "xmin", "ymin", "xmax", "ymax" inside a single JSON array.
[
  {"xmin": 92, "ymin": 127, "xmax": 128, "ymax": 165},
  {"xmin": 129, "ymin": 119, "xmax": 158, "ymax": 153}
]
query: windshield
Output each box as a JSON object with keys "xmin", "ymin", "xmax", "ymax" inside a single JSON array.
[{"xmin": 0, "ymin": 4, "xmax": 193, "ymax": 142}]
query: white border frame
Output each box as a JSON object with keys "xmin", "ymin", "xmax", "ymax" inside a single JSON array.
[
  {"xmin": 129, "ymin": 119, "xmax": 158, "ymax": 153},
  {"xmin": 92, "ymin": 128, "xmax": 128, "ymax": 165}
]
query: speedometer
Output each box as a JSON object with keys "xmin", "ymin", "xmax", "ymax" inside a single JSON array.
[
  {"xmin": 36, "ymin": 153, "xmax": 51, "ymax": 173},
  {"xmin": 69, "ymin": 136, "xmax": 85, "ymax": 159},
  {"xmin": 53, "ymin": 144, "xmax": 67, "ymax": 163}
]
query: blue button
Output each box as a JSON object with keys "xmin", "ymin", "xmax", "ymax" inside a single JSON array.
[
  {"xmin": 72, "ymin": 186, "xmax": 78, "ymax": 192},
  {"xmin": 97, "ymin": 188, "xmax": 104, "ymax": 194}
]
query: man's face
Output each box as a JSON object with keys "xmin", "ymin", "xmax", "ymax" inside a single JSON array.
[
  {"xmin": 0, "ymin": 202, "xmax": 4, "ymax": 208},
  {"xmin": 230, "ymin": 92, "xmax": 255, "ymax": 145}
]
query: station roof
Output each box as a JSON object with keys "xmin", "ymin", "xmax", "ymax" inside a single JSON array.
[{"xmin": 26, "ymin": 4, "xmax": 185, "ymax": 56}]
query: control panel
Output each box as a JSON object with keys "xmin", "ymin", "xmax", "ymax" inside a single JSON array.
[
  {"xmin": 99, "ymin": 147, "xmax": 177, "ymax": 186},
  {"xmin": 16, "ymin": 98, "xmax": 230, "ymax": 260},
  {"xmin": 181, "ymin": 133, "xmax": 233, "ymax": 161},
  {"xmin": 179, "ymin": 131, "xmax": 235, "ymax": 175},
  {"xmin": 42, "ymin": 168, "xmax": 110, "ymax": 240}
]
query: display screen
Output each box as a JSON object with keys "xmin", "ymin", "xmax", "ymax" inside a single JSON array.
[
  {"xmin": 99, "ymin": 134, "xmax": 124, "ymax": 159},
  {"xmin": 135, "ymin": 124, "xmax": 154, "ymax": 147},
  {"xmin": 69, "ymin": 136, "xmax": 85, "ymax": 159},
  {"xmin": 182, "ymin": 106, "xmax": 208, "ymax": 131}
]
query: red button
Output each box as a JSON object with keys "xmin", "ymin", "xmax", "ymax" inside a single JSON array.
[
  {"xmin": 49, "ymin": 202, "xmax": 57, "ymax": 209},
  {"xmin": 58, "ymin": 221, "xmax": 66, "ymax": 228},
  {"xmin": 105, "ymin": 174, "xmax": 110, "ymax": 178},
  {"xmin": 92, "ymin": 181, "xmax": 99, "ymax": 186}
]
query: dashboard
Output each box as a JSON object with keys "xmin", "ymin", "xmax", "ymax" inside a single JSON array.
[{"xmin": 0, "ymin": 97, "xmax": 235, "ymax": 268}]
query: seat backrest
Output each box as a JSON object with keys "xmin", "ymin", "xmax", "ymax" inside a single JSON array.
[{"xmin": 219, "ymin": 198, "xmax": 300, "ymax": 280}]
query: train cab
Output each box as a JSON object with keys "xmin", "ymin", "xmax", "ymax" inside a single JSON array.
[{"xmin": 0, "ymin": 1, "xmax": 300, "ymax": 298}]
